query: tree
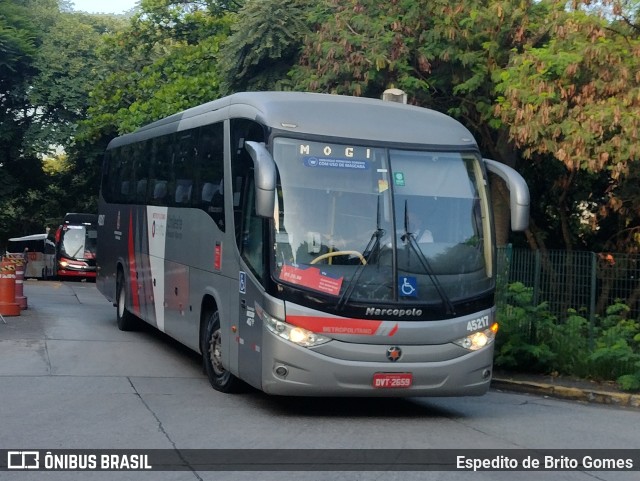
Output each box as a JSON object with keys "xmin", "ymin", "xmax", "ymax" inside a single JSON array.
[
  {"xmin": 81, "ymin": 0, "xmax": 233, "ymax": 137},
  {"xmin": 291, "ymin": 0, "xmax": 545, "ymax": 245},
  {"xmin": 72, "ymin": 1, "xmax": 236, "ymax": 223},
  {"xmin": 217, "ymin": 0, "xmax": 311, "ymax": 94},
  {"xmin": 0, "ymin": 0, "xmax": 38, "ymax": 168},
  {"xmin": 0, "ymin": 0, "xmax": 37, "ymax": 90},
  {"xmin": 496, "ymin": 0, "xmax": 640, "ymax": 252},
  {"xmin": 0, "ymin": 0, "xmax": 124, "ymax": 240},
  {"xmin": 28, "ymin": 12, "xmax": 124, "ymax": 153},
  {"xmin": 0, "ymin": 0, "xmax": 52, "ymax": 238}
]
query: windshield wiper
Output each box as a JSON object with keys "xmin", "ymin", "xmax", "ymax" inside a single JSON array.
[
  {"xmin": 402, "ymin": 200, "xmax": 456, "ymax": 316},
  {"xmin": 71, "ymin": 244, "xmax": 84, "ymax": 258},
  {"xmin": 337, "ymin": 195, "xmax": 385, "ymax": 310}
]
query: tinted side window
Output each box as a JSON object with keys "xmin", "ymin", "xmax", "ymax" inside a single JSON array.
[
  {"xmin": 120, "ymin": 144, "xmax": 138, "ymax": 203},
  {"xmin": 172, "ymin": 131, "xmax": 198, "ymax": 207},
  {"xmin": 103, "ymin": 146, "xmax": 133, "ymax": 203},
  {"xmin": 230, "ymin": 119, "xmax": 267, "ymax": 282},
  {"xmin": 196, "ymin": 123, "xmax": 225, "ymax": 231},
  {"xmin": 149, "ymin": 135, "xmax": 172, "ymax": 205},
  {"xmin": 101, "ymin": 150, "xmax": 115, "ymax": 202}
]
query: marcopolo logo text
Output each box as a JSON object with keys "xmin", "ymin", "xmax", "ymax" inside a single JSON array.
[{"xmin": 365, "ymin": 307, "xmax": 422, "ymax": 317}]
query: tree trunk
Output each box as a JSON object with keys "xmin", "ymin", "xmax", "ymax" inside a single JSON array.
[
  {"xmin": 487, "ymin": 129, "xmax": 521, "ymax": 247},
  {"xmin": 557, "ymin": 171, "xmax": 576, "ymax": 252},
  {"xmin": 491, "ymin": 177, "xmax": 511, "ymax": 246}
]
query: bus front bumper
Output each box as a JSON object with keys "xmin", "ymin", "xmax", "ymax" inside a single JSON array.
[
  {"xmin": 260, "ymin": 330, "xmax": 494, "ymax": 397},
  {"xmin": 58, "ymin": 269, "xmax": 97, "ymax": 279}
]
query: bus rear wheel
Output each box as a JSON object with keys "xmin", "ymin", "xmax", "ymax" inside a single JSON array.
[
  {"xmin": 116, "ymin": 271, "xmax": 137, "ymax": 331},
  {"xmin": 203, "ymin": 310, "xmax": 242, "ymax": 393}
]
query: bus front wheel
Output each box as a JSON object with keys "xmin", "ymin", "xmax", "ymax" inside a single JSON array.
[
  {"xmin": 203, "ymin": 310, "xmax": 242, "ymax": 393},
  {"xmin": 116, "ymin": 272, "xmax": 137, "ymax": 331}
]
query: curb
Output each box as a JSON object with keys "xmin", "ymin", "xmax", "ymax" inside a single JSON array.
[{"xmin": 491, "ymin": 378, "xmax": 640, "ymax": 409}]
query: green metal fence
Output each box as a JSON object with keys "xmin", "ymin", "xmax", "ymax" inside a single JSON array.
[
  {"xmin": 497, "ymin": 247, "xmax": 640, "ymax": 321},
  {"xmin": 495, "ymin": 247, "xmax": 640, "ymax": 381}
]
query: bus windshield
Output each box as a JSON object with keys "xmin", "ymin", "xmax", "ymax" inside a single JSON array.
[
  {"xmin": 271, "ymin": 137, "xmax": 493, "ymax": 309},
  {"xmin": 59, "ymin": 225, "xmax": 97, "ymax": 260}
]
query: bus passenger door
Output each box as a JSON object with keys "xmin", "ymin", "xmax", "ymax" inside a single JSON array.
[
  {"xmin": 230, "ymin": 118, "xmax": 269, "ymax": 390},
  {"xmin": 235, "ymin": 173, "xmax": 266, "ymax": 390}
]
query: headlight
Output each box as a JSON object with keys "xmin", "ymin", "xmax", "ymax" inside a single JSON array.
[
  {"xmin": 453, "ymin": 323, "xmax": 499, "ymax": 351},
  {"xmin": 264, "ymin": 313, "xmax": 331, "ymax": 347}
]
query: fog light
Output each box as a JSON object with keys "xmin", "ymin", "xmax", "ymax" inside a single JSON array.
[{"xmin": 275, "ymin": 365, "xmax": 288, "ymax": 377}]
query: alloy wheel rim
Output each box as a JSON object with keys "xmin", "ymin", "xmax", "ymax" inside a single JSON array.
[{"xmin": 209, "ymin": 328, "xmax": 225, "ymax": 376}]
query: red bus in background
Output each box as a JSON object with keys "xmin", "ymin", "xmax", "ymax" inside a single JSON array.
[{"xmin": 55, "ymin": 213, "xmax": 98, "ymax": 280}]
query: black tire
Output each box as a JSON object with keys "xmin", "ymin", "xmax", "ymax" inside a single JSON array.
[
  {"xmin": 202, "ymin": 310, "xmax": 242, "ymax": 393},
  {"xmin": 116, "ymin": 271, "xmax": 137, "ymax": 331}
]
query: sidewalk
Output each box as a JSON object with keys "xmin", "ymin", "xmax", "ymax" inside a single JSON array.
[{"xmin": 492, "ymin": 371, "xmax": 640, "ymax": 409}]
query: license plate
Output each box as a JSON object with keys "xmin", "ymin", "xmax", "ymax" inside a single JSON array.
[{"xmin": 372, "ymin": 372, "xmax": 413, "ymax": 389}]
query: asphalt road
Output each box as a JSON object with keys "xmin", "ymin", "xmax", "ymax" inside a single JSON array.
[{"xmin": 0, "ymin": 281, "xmax": 638, "ymax": 481}]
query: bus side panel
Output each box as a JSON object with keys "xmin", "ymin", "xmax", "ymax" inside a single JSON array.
[
  {"xmin": 185, "ymin": 266, "xmax": 239, "ymax": 362},
  {"xmin": 97, "ymin": 204, "xmax": 157, "ymax": 327},
  {"xmin": 24, "ymin": 253, "xmax": 50, "ymax": 279},
  {"xmin": 130, "ymin": 207, "xmax": 155, "ymax": 326},
  {"xmin": 161, "ymin": 208, "xmax": 241, "ymax": 372},
  {"xmin": 97, "ymin": 202, "xmax": 120, "ymax": 305},
  {"xmin": 163, "ymin": 259, "xmax": 189, "ymax": 340},
  {"xmin": 145, "ymin": 206, "xmax": 168, "ymax": 331}
]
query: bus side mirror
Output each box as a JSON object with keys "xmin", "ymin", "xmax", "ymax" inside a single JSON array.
[
  {"xmin": 484, "ymin": 159, "xmax": 530, "ymax": 231},
  {"xmin": 245, "ymin": 141, "xmax": 276, "ymax": 218}
]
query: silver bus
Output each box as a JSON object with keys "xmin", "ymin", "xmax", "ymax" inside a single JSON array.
[
  {"xmin": 6, "ymin": 233, "xmax": 56, "ymax": 279},
  {"xmin": 97, "ymin": 91, "xmax": 529, "ymax": 396}
]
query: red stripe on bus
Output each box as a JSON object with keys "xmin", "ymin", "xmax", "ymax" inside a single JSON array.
[
  {"xmin": 286, "ymin": 316, "xmax": 383, "ymax": 336},
  {"xmin": 388, "ymin": 323, "xmax": 399, "ymax": 336},
  {"xmin": 128, "ymin": 211, "xmax": 139, "ymax": 312}
]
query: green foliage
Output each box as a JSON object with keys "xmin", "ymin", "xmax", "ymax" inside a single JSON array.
[
  {"xmin": 292, "ymin": 0, "xmax": 431, "ymax": 98},
  {"xmin": 496, "ymin": 1, "xmax": 640, "ymax": 252},
  {"xmin": 27, "ymin": 12, "xmax": 121, "ymax": 153},
  {"xmin": 293, "ymin": 0, "xmax": 537, "ymax": 132},
  {"xmin": 496, "ymin": 283, "xmax": 640, "ymax": 392},
  {"xmin": 0, "ymin": 1, "xmax": 120, "ymax": 241},
  {"xmin": 0, "ymin": 0, "xmax": 54, "ymax": 240},
  {"xmin": 218, "ymin": 0, "xmax": 311, "ymax": 94},
  {"xmin": 81, "ymin": 1, "xmax": 232, "ymax": 138},
  {"xmin": 589, "ymin": 302, "xmax": 640, "ymax": 381},
  {"xmin": 0, "ymin": 0, "xmax": 37, "ymax": 83},
  {"xmin": 618, "ymin": 372, "xmax": 640, "ymax": 391},
  {"xmin": 494, "ymin": 282, "xmax": 556, "ymax": 372}
]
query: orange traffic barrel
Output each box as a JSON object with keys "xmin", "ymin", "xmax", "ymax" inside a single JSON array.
[{"xmin": 0, "ymin": 259, "xmax": 21, "ymax": 316}]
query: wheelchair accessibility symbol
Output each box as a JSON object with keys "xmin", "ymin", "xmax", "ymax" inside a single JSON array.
[
  {"xmin": 239, "ymin": 271, "xmax": 247, "ymax": 294},
  {"xmin": 399, "ymin": 276, "xmax": 418, "ymax": 297}
]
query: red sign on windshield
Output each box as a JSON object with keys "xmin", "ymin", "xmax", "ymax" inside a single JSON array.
[{"xmin": 279, "ymin": 264, "xmax": 343, "ymax": 296}]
